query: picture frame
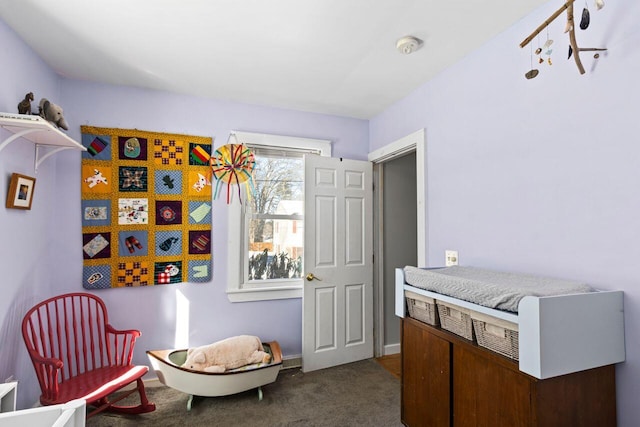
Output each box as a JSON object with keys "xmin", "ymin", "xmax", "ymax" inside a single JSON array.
[{"xmin": 6, "ymin": 173, "xmax": 36, "ymax": 210}]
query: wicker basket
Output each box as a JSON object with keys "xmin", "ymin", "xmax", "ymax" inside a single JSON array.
[
  {"xmin": 405, "ymin": 291, "xmax": 439, "ymax": 326},
  {"xmin": 436, "ymin": 300, "xmax": 474, "ymax": 341},
  {"xmin": 471, "ymin": 311, "xmax": 519, "ymax": 360}
]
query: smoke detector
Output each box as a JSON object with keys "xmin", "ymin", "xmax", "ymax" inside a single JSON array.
[{"xmin": 396, "ymin": 36, "xmax": 423, "ymax": 54}]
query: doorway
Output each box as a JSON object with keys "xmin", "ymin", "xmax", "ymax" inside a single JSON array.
[{"xmin": 369, "ymin": 129, "xmax": 426, "ymax": 357}]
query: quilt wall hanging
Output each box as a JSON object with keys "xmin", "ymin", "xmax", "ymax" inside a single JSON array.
[{"xmin": 80, "ymin": 126, "xmax": 213, "ymax": 289}]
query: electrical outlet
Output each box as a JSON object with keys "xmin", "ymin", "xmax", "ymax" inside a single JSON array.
[{"xmin": 445, "ymin": 250, "xmax": 458, "ymax": 267}]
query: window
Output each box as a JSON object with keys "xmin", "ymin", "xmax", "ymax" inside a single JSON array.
[
  {"xmin": 226, "ymin": 132, "xmax": 331, "ymax": 302},
  {"xmin": 245, "ymin": 151, "xmax": 304, "ymax": 285}
]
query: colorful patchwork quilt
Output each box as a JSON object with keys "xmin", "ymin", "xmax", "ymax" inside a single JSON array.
[{"xmin": 80, "ymin": 126, "xmax": 213, "ymax": 289}]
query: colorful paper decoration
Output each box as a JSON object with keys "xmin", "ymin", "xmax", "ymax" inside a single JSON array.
[{"xmin": 210, "ymin": 142, "xmax": 256, "ymax": 204}]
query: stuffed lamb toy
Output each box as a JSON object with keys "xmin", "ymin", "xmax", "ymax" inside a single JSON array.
[{"xmin": 182, "ymin": 335, "xmax": 271, "ymax": 373}]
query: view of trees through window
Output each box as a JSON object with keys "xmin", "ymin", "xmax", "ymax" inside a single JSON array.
[{"xmin": 247, "ymin": 154, "xmax": 304, "ymax": 281}]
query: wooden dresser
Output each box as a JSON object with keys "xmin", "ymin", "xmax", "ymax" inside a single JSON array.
[{"xmin": 401, "ymin": 316, "xmax": 617, "ymax": 427}]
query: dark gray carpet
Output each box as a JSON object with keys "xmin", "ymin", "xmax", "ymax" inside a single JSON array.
[{"xmin": 86, "ymin": 358, "xmax": 402, "ymax": 427}]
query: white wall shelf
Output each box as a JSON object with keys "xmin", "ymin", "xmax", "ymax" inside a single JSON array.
[{"xmin": 0, "ymin": 112, "xmax": 86, "ymax": 172}]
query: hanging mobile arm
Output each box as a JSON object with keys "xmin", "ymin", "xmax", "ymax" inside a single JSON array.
[
  {"xmin": 520, "ymin": 0, "xmax": 605, "ymax": 75},
  {"xmin": 565, "ymin": 2, "xmax": 585, "ymax": 74},
  {"xmin": 520, "ymin": 0, "xmax": 573, "ymax": 48}
]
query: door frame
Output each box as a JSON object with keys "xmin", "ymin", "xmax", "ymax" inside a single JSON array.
[{"xmin": 368, "ymin": 129, "xmax": 426, "ymax": 357}]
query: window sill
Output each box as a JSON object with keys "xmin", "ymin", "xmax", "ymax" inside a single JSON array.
[{"xmin": 226, "ymin": 285, "xmax": 302, "ymax": 302}]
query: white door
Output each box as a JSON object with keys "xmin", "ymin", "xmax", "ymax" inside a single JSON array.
[{"xmin": 302, "ymin": 155, "xmax": 373, "ymax": 372}]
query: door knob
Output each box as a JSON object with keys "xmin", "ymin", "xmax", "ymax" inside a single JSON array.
[{"xmin": 306, "ymin": 273, "xmax": 322, "ymax": 282}]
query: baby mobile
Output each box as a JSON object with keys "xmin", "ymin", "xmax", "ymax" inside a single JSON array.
[
  {"xmin": 520, "ymin": 0, "xmax": 607, "ymax": 79},
  {"xmin": 209, "ymin": 133, "xmax": 256, "ymax": 204}
]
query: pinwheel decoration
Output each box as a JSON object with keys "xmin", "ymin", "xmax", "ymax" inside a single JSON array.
[{"xmin": 210, "ymin": 140, "xmax": 256, "ymax": 204}]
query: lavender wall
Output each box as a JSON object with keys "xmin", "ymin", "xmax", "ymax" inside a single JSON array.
[
  {"xmin": 0, "ymin": 18, "xmax": 67, "ymax": 410},
  {"xmin": 4, "ymin": 0, "xmax": 639, "ymax": 421},
  {"xmin": 53, "ymin": 80, "xmax": 368, "ymax": 361},
  {"xmin": 370, "ymin": 1, "xmax": 640, "ymax": 425},
  {"xmin": 0, "ymin": 18, "xmax": 368, "ymax": 409}
]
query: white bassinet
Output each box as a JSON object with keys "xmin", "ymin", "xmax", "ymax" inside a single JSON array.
[{"xmin": 147, "ymin": 341, "xmax": 282, "ymax": 410}]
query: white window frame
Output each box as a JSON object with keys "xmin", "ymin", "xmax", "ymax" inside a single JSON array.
[{"xmin": 226, "ymin": 131, "xmax": 331, "ymax": 302}]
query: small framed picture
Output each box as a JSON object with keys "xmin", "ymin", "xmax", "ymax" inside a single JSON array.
[{"xmin": 6, "ymin": 173, "xmax": 36, "ymax": 210}]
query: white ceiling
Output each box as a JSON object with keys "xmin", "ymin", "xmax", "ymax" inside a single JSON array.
[{"xmin": 0, "ymin": 0, "xmax": 547, "ymax": 119}]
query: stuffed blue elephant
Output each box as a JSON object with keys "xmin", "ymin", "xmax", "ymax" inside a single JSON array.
[{"xmin": 39, "ymin": 98, "xmax": 69, "ymax": 130}]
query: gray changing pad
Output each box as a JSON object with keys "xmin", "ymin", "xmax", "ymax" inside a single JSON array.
[{"xmin": 403, "ymin": 266, "xmax": 595, "ymax": 313}]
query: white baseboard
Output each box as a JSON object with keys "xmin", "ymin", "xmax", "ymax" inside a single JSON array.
[
  {"xmin": 383, "ymin": 343, "xmax": 400, "ymax": 355},
  {"xmin": 282, "ymin": 355, "xmax": 302, "ymax": 370}
]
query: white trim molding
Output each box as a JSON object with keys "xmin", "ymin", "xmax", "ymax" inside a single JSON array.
[
  {"xmin": 368, "ymin": 129, "xmax": 426, "ymax": 266},
  {"xmin": 234, "ymin": 131, "xmax": 331, "ymax": 155},
  {"xmin": 384, "ymin": 343, "xmax": 401, "ymax": 355}
]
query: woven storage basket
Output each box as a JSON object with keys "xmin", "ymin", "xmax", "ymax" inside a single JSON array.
[
  {"xmin": 436, "ymin": 300, "xmax": 474, "ymax": 341},
  {"xmin": 405, "ymin": 290, "xmax": 439, "ymax": 326},
  {"xmin": 471, "ymin": 311, "xmax": 519, "ymax": 360}
]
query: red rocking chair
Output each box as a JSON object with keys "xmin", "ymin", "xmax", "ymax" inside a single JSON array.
[{"xmin": 22, "ymin": 292, "xmax": 156, "ymax": 418}]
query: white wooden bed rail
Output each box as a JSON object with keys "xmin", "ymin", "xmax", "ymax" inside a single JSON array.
[
  {"xmin": 0, "ymin": 382, "xmax": 17, "ymax": 413},
  {"xmin": 395, "ymin": 267, "xmax": 626, "ymax": 379},
  {"xmin": 0, "ymin": 382, "xmax": 85, "ymax": 427}
]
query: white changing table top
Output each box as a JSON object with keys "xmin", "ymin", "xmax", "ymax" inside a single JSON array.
[{"xmin": 395, "ymin": 268, "xmax": 625, "ymax": 379}]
